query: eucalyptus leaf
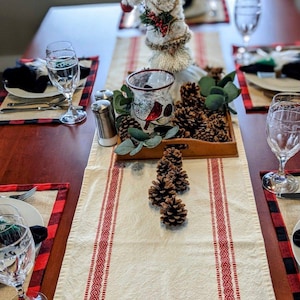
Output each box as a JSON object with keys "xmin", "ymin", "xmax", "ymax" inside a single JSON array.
[
  {"xmin": 130, "ymin": 142, "xmax": 144, "ymax": 156},
  {"xmin": 121, "ymin": 84, "xmax": 134, "ymax": 98},
  {"xmin": 114, "ymin": 139, "xmax": 136, "ymax": 155},
  {"xmin": 120, "ymin": 96, "xmax": 133, "ymax": 106},
  {"xmin": 217, "ymin": 70, "xmax": 236, "ymax": 87},
  {"xmin": 143, "ymin": 135, "xmax": 163, "ymax": 148},
  {"xmin": 223, "ymin": 81, "xmax": 241, "ymax": 103},
  {"xmin": 205, "ymin": 94, "xmax": 225, "ymax": 110},
  {"xmin": 198, "ymin": 76, "xmax": 216, "ymax": 97},
  {"xmin": 164, "ymin": 125, "xmax": 179, "ymax": 139},
  {"xmin": 209, "ymin": 86, "xmax": 225, "ymax": 95},
  {"xmin": 227, "ymin": 105, "xmax": 237, "ymax": 115},
  {"xmin": 113, "ymin": 93, "xmax": 129, "ymax": 114},
  {"xmin": 115, "ymin": 106, "xmax": 131, "ymax": 115},
  {"xmin": 128, "ymin": 127, "xmax": 150, "ymax": 141}
]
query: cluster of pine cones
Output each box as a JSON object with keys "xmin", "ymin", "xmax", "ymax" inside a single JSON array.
[
  {"xmin": 148, "ymin": 147, "xmax": 189, "ymax": 227},
  {"xmin": 173, "ymin": 82, "xmax": 231, "ymax": 142}
]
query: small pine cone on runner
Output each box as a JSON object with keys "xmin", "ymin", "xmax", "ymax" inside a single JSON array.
[
  {"xmin": 162, "ymin": 147, "xmax": 183, "ymax": 169},
  {"xmin": 149, "ymin": 176, "xmax": 177, "ymax": 207},
  {"xmin": 160, "ymin": 195, "xmax": 187, "ymax": 226},
  {"xmin": 170, "ymin": 168, "xmax": 189, "ymax": 194},
  {"xmin": 156, "ymin": 157, "xmax": 176, "ymax": 178}
]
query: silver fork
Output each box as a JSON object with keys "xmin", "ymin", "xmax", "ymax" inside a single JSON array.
[{"xmin": 0, "ymin": 186, "xmax": 37, "ymax": 201}]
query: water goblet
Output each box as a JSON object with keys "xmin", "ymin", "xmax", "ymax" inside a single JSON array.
[
  {"xmin": 46, "ymin": 49, "xmax": 87, "ymax": 124},
  {"xmin": 234, "ymin": 0, "xmax": 261, "ymax": 65},
  {"xmin": 0, "ymin": 215, "xmax": 47, "ymax": 299},
  {"xmin": 262, "ymin": 93, "xmax": 300, "ymax": 195},
  {"xmin": 45, "ymin": 41, "xmax": 73, "ymax": 59}
]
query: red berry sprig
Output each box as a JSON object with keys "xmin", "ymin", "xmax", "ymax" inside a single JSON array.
[{"xmin": 140, "ymin": 8, "xmax": 175, "ymax": 37}]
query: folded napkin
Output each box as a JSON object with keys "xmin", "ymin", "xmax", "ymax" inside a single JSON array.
[
  {"xmin": 3, "ymin": 58, "xmax": 90, "ymax": 93},
  {"xmin": 240, "ymin": 61, "xmax": 300, "ymax": 80},
  {"xmin": 239, "ymin": 62, "xmax": 275, "ymax": 74},
  {"xmin": 239, "ymin": 49, "xmax": 300, "ymax": 80},
  {"xmin": 281, "ymin": 62, "xmax": 300, "ymax": 80},
  {"xmin": 30, "ymin": 225, "xmax": 48, "ymax": 244}
]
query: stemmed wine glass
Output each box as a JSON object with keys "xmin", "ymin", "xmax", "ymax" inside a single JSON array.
[
  {"xmin": 46, "ymin": 49, "xmax": 87, "ymax": 124},
  {"xmin": 45, "ymin": 41, "xmax": 73, "ymax": 58},
  {"xmin": 0, "ymin": 214, "xmax": 47, "ymax": 299},
  {"xmin": 262, "ymin": 93, "xmax": 300, "ymax": 195},
  {"xmin": 234, "ymin": 0, "xmax": 262, "ymax": 65}
]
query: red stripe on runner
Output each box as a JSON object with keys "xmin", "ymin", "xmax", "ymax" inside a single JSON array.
[
  {"xmin": 102, "ymin": 161, "xmax": 123, "ymax": 297},
  {"xmin": 84, "ymin": 151, "xmax": 122, "ymax": 299},
  {"xmin": 126, "ymin": 36, "xmax": 140, "ymax": 75},
  {"xmin": 208, "ymin": 158, "xmax": 240, "ymax": 299},
  {"xmin": 85, "ymin": 38, "xmax": 137, "ymax": 299},
  {"xmin": 194, "ymin": 32, "xmax": 208, "ymax": 68}
]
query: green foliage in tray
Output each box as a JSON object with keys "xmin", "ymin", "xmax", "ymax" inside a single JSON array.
[{"xmin": 198, "ymin": 70, "xmax": 241, "ymax": 114}]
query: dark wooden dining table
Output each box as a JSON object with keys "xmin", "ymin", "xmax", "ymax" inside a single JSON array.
[{"xmin": 1, "ymin": 1, "xmax": 300, "ymax": 299}]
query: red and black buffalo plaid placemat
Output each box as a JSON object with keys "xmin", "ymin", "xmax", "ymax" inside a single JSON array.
[
  {"xmin": 0, "ymin": 182, "xmax": 69, "ymax": 294},
  {"xmin": 261, "ymin": 171, "xmax": 300, "ymax": 299},
  {"xmin": 0, "ymin": 56, "xmax": 99, "ymax": 125}
]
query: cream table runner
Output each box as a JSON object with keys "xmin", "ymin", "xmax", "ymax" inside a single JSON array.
[{"xmin": 54, "ymin": 33, "xmax": 276, "ymax": 299}]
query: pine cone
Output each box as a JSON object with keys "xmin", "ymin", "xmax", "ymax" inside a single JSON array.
[
  {"xmin": 180, "ymin": 82, "xmax": 203, "ymax": 107},
  {"xmin": 149, "ymin": 176, "xmax": 176, "ymax": 207},
  {"xmin": 156, "ymin": 157, "xmax": 176, "ymax": 177},
  {"xmin": 204, "ymin": 66, "xmax": 224, "ymax": 81},
  {"xmin": 162, "ymin": 147, "xmax": 183, "ymax": 169},
  {"xmin": 170, "ymin": 168, "xmax": 189, "ymax": 194},
  {"xmin": 160, "ymin": 195, "xmax": 187, "ymax": 226},
  {"xmin": 117, "ymin": 115, "xmax": 142, "ymax": 142}
]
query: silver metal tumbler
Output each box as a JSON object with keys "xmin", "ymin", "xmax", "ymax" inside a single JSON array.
[{"xmin": 91, "ymin": 100, "xmax": 117, "ymax": 147}]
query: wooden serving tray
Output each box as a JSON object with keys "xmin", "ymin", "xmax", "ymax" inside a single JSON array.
[{"xmin": 115, "ymin": 112, "xmax": 238, "ymax": 160}]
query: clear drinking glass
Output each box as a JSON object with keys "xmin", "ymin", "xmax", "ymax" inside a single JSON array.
[
  {"xmin": 0, "ymin": 216, "xmax": 47, "ymax": 299},
  {"xmin": 45, "ymin": 41, "xmax": 73, "ymax": 58},
  {"xmin": 46, "ymin": 49, "xmax": 87, "ymax": 124},
  {"xmin": 234, "ymin": 0, "xmax": 261, "ymax": 65},
  {"xmin": 262, "ymin": 93, "xmax": 300, "ymax": 195}
]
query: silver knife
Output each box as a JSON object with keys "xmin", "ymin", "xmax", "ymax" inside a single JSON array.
[
  {"xmin": 279, "ymin": 193, "xmax": 300, "ymax": 199},
  {"xmin": 0, "ymin": 105, "xmax": 83, "ymax": 113},
  {"xmin": 0, "ymin": 106, "xmax": 62, "ymax": 113}
]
